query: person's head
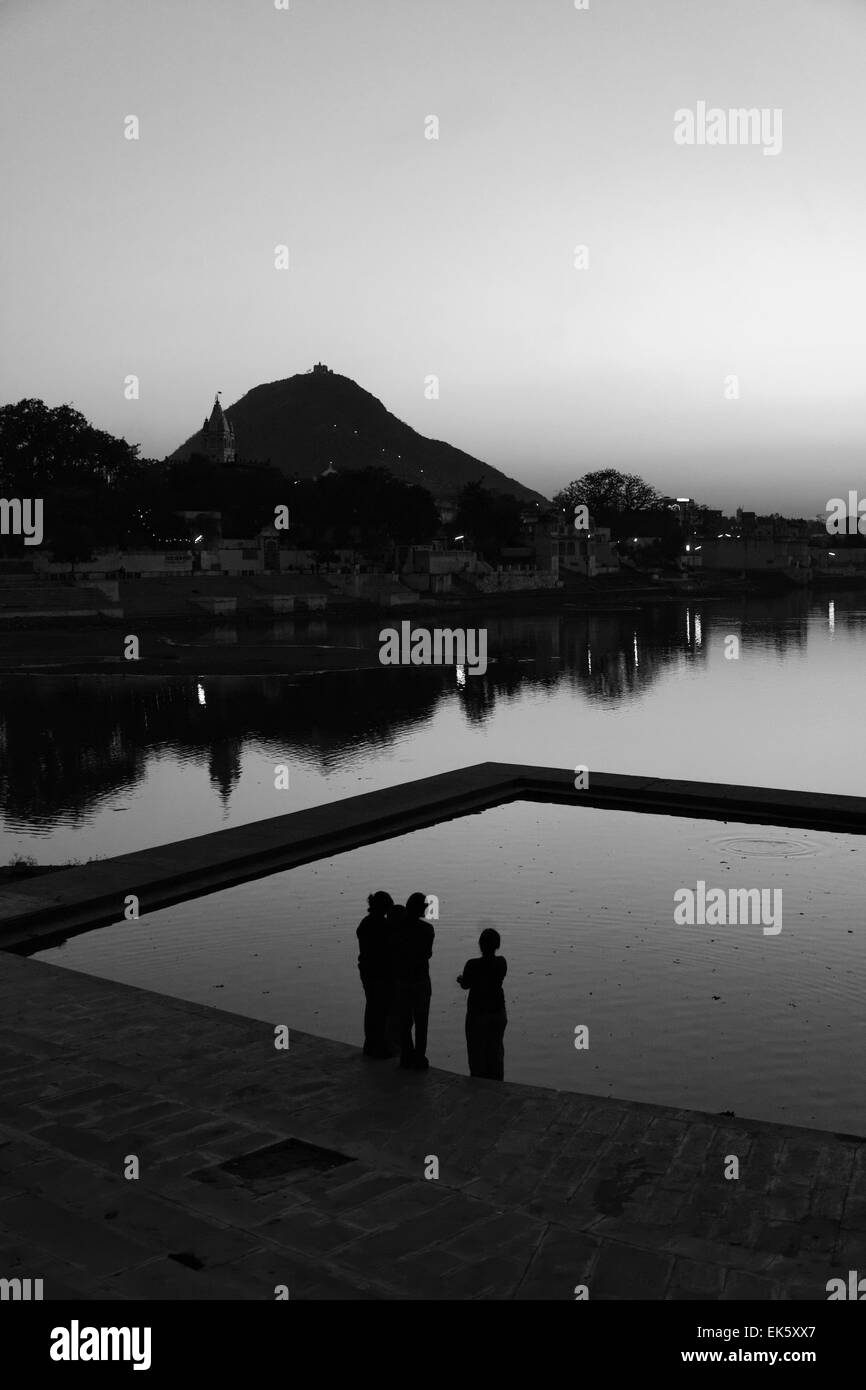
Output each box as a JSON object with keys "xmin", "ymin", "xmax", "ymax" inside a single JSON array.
[
  {"xmin": 479, "ymin": 927, "xmax": 500, "ymax": 957},
  {"xmin": 367, "ymin": 890, "xmax": 393, "ymax": 917},
  {"xmin": 405, "ymin": 892, "xmax": 428, "ymax": 921}
]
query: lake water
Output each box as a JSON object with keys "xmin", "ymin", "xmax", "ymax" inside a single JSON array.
[{"xmin": 2, "ymin": 591, "xmax": 864, "ymax": 1133}]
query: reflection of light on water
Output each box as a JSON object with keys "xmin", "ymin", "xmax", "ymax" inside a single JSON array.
[
  {"xmin": 196, "ymin": 682, "xmax": 206, "ymax": 707},
  {"xmin": 587, "ymin": 647, "xmax": 592, "ymax": 674},
  {"xmin": 685, "ymin": 608, "xmax": 691, "ymax": 644},
  {"xmin": 633, "ymin": 633, "xmax": 639, "ymax": 668},
  {"xmin": 456, "ymin": 664, "xmax": 466, "ymax": 688},
  {"xmin": 694, "ymin": 613, "xmax": 702, "ymax": 648},
  {"xmin": 829, "ymin": 601, "xmax": 835, "ymax": 633}
]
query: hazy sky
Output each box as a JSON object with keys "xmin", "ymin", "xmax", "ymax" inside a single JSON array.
[{"xmin": 2, "ymin": 0, "xmax": 866, "ymax": 514}]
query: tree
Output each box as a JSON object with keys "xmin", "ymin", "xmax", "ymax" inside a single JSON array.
[
  {"xmin": 51, "ymin": 522, "xmax": 96, "ymax": 579},
  {"xmin": 285, "ymin": 468, "xmax": 438, "ymax": 560},
  {"xmin": 455, "ymin": 481, "xmax": 524, "ymax": 561},
  {"xmin": 0, "ymin": 398, "xmax": 158, "ymax": 555},
  {"xmin": 552, "ymin": 470, "xmax": 661, "ymax": 519},
  {"xmin": 0, "ymin": 399, "xmax": 140, "ymax": 493}
]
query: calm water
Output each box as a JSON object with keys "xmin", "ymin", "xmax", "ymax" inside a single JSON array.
[
  {"xmin": 31, "ymin": 804, "xmax": 866, "ymax": 1135},
  {"xmin": 2, "ymin": 591, "xmax": 864, "ymax": 1132}
]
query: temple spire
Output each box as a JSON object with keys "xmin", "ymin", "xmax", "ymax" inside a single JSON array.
[{"xmin": 202, "ymin": 392, "xmax": 236, "ymax": 463}]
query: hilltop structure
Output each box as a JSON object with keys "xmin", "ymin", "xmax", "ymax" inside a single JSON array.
[{"xmin": 172, "ymin": 368, "xmax": 547, "ymax": 507}]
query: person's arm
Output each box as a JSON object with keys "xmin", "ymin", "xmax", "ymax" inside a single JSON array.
[
  {"xmin": 457, "ymin": 960, "xmax": 472, "ymax": 989},
  {"xmin": 499, "ymin": 958, "xmax": 507, "ymax": 979}
]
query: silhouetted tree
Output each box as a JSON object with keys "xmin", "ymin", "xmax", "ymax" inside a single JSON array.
[
  {"xmin": 51, "ymin": 522, "xmax": 96, "ymax": 578},
  {"xmin": 288, "ymin": 468, "xmax": 438, "ymax": 558},
  {"xmin": 553, "ymin": 469, "xmax": 661, "ymax": 517},
  {"xmin": 0, "ymin": 399, "xmax": 140, "ymax": 492},
  {"xmin": 455, "ymin": 481, "xmax": 524, "ymax": 561}
]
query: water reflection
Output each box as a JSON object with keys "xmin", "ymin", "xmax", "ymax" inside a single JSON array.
[{"xmin": 0, "ymin": 592, "xmax": 825, "ymax": 831}]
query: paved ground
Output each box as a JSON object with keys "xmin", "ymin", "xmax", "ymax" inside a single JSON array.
[{"xmin": 0, "ymin": 952, "xmax": 862, "ymax": 1301}]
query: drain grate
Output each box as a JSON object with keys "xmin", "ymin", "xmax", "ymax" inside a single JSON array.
[
  {"xmin": 169, "ymin": 1250, "xmax": 205, "ymax": 1270},
  {"xmin": 197, "ymin": 1136, "xmax": 355, "ymax": 1186}
]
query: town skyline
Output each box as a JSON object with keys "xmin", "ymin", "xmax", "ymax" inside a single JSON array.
[{"xmin": 3, "ymin": 370, "xmax": 853, "ymax": 524}]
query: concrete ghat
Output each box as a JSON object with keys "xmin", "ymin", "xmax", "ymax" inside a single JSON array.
[
  {"xmin": 0, "ymin": 952, "xmax": 861, "ymax": 1301},
  {"xmin": 2, "ymin": 763, "xmax": 866, "ymax": 950}
]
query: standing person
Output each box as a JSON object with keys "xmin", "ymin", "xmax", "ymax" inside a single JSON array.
[
  {"xmin": 457, "ymin": 928, "xmax": 507, "ymax": 1080},
  {"xmin": 392, "ymin": 892, "xmax": 434, "ymax": 1071},
  {"xmin": 383, "ymin": 898, "xmax": 405, "ymax": 1055},
  {"xmin": 356, "ymin": 891, "xmax": 394, "ymax": 1058}
]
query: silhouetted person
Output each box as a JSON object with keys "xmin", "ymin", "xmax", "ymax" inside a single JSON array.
[
  {"xmin": 457, "ymin": 928, "xmax": 507, "ymax": 1080},
  {"xmin": 357, "ymin": 891, "xmax": 394, "ymax": 1058},
  {"xmin": 392, "ymin": 892, "xmax": 434, "ymax": 1070},
  {"xmin": 384, "ymin": 899, "xmax": 405, "ymax": 1054}
]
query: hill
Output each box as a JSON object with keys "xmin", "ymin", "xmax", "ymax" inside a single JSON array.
[{"xmin": 171, "ymin": 367, "xmax": 548, "ymax": 506}]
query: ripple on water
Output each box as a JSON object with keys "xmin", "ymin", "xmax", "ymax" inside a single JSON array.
[{"xmin": 709, "ymin": 833, "xmax": 822, "ymax": 859}]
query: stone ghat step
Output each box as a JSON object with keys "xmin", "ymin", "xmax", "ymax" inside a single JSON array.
[{"xmin": 2, "ymin": 763, "xmax": 865, "ymax": 950}]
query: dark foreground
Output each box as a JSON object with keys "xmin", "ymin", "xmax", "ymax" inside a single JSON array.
[{"xmin": 0, "ymin": 953, "xmax": 860, "ymax": 1300}]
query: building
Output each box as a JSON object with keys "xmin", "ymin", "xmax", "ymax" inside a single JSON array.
[
  {"xmin": 201, "ymin": 394, "xmax": 236, "ymax": 463},
  {"xmin": 662, "ymin": 497, "xmax": 701, "ymax": 526},
  {"xmin": 534, "ymin": 513, "xmax": 619, "ymax": 577},
  {"xmin": 686, "ymin": 535, "xmax": 811, "ymax": 581},
  {"xmin": 401, "ymin": 544, "xmax": 486, "ymax": 594},
  {"xmin": 34, "ymin": 548, "xmax": 193, "ymax": 580}
]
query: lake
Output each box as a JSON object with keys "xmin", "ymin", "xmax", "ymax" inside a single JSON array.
[{"xmin": 2, "ymin": 591, "xmax": 864, "ymax": 1133}]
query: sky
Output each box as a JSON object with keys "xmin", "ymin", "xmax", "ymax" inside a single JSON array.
[{"xmin": 2, "ymin": 0, "xmax": 865, "ymax": 515}]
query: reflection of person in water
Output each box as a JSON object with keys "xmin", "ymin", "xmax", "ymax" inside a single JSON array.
[
  {"xmin": 356, "ymin": 891, "xmax": 394, "ymax": 1058},
  {"xmin": 392, "ymin": 892, "xmax": 434, "ymax": 1071},
  {"xmin": 457, "ymin": 928, "xmax": 507, "ymax": 1081}
]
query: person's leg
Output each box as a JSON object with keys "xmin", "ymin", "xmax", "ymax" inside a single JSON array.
[
  {"xmin": 468, "ymin": 1011, "xmax": 505, "ymax": 1079},
  {"xmin": 476, "ymin": 1014, "xmax": 492, "ymax": 1078},
  {"xmin": 466, "ymin": 1013, "xmax": 484, "ymax": 1076},
  {"xmin": 381, "ymin": 973, "xmax": 400, "ymax": 1055},
  {"xmin": 371, "ymin": 976, "xmax": 386, "ymax": 1048},
  {"xmin": 396, "ymin": 983, "xmax": 415, "ymax": 1067},
  {"xmin": 412, "ymin": 980, "xmax": 431, "ymax": 1066},
  {"xmin": 360, "ymin": 969, "xmax": 376, "ymax": 1054},
  {"xmin": 491, "ymin": 1009, "xmax": 507, "ymax": 1081},
  {"xmin": 367, "ymin": 976, "xmax": 391, "ymax": 1057},
  {"xmin": 465, "ymin": 1014, "xmax": 476, "ymax": 1075}
]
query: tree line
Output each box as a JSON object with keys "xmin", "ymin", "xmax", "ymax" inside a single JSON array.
[{"xmin": 0, "ymin": 399, "xmax": 683, "ymax": 568}]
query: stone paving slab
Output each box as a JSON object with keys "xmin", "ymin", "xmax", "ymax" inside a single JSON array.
[{"xmin": 0, "ymin": 952, "xmax": 862, "ymax": 1300}]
